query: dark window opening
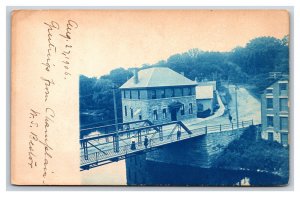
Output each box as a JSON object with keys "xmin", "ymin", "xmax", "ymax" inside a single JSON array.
[
  {"xmin": 267, "ymin": 98, "xmax": 273, "ymax": 109},
  {"xmin": 151, "ymin": 90, "xmax": 157, "ymax": 99},
  {"xmin": 280, "ymin": 117, "xmax": 288, "ymax": 130},
  {"xmin": 181, "ymin": 105, "xmax": 185, "ymax": 115},
  {"xmin": 188, "ymin": 103, "xmax": 193, "ymax": 114},
  {"xmin": 130, "ymin": 108, "xmax": 133, "ymax": 119},
  {"xmin": 161, "ymin": 89, "xmax": 166, "ymax": 98},
  {"xmin": 163, "ymin": 108, "xmax": 167, "ymax": 119},
  {"xmin": 153, "ymin": 110, "xmax": 158, "ymax": 120},
  {"xmin": 124, "ymin": 106, "xmax": 127, "ymax": 116}
]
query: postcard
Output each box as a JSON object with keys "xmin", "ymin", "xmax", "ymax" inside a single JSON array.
[{"xmin": 11, "ymin": 10, "xmax": 290, "ymax": 186}]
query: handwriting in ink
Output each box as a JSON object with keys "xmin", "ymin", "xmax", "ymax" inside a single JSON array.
[
  {"xmin": 40, "ymin": 77, "xmax": 55, "ymax": 102},
  {"xmin": 42, "ymin": 21, "xmax": 60, "ymax": 72}
]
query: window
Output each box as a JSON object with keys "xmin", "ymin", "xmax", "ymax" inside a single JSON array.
[
  {"xmin": 139, "ymin": 114, "xmax": 142, "ymax": 120},
  {"xmin": 279, "ymin": 83, "xmax": 287, "ymax": 91},
  {"xmin": 162, "ymin": 108, "xmax": 167, "ymax": 119},
  {"xmin": 280, "ymin": 98, "xmax": 288, "ymax": 111},
  {"xmin": 267, "ymin": 116, "xmax": 273, "ymax": 127},
  {"xmin": 266, "ymin": 89, "xmax": 273, "ymax": 94},
  {"xmin": 129, "ymin": 90, "xmax": 132, "ymax": 99},
  {"xmin": 137, "ymin": 90, "xmax": 140, "ymax": 99},
  {"xmin": 181, "ymin": 88, "xmax": 184, "ymax": 96},
  {"xmin": 280, "ymin": 117, "xmax": 288, "ymax": 130},
  {"xmin": 279, "ymin": 83, "xmax": 288, "ymax": 96},
  {"xmin": 123, "ymin": 90, "xmax": 126, "ymax": 98},
  {"xmin": 151, "ymin": 90, "xmax": 157, "ymax": 99},
  {"xmin": 281, "ymin": 133, "xmax": 288, "ymax": 146},
  {"xmin": 266, "ymin": 98, "xmax": 273, "ymax": 109},
  {"xmin": 180, "ymin": 105, "xmax": 185, "ymax": 115},
  {"xmin": 124, "ymin": 106, "xmax": 127, "ymax": 116},
  {"xmin": 130, "ymin": 108, "xmax": 133, "ymax": 119},
  {"xmin": 161, "ymin": 89, "xmax": 166, "ymax": 98},
  {"xmin": 188, "ymin": 87, "xmax": 192, "ymax": 96},
  {"xmin": 188, "ymin": 103, "xmax": 193, "ymax": 114},
  {"xmin": 153, "ymin": 110, "xmax": 158, "ymax": 120},
  {"xmin": 171, "ymin": 88, "xmax": 175, "ymax": 97}
]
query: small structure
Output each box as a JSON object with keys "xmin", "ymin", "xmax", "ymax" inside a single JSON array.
[
  {"xmin": 196, "ymin": 85, "xmax": 214, "ymax": 116},
  {"xmin": 120, "ymin": 67, "xmax": 197, "ymax": 124},
  {"xmin": 261, "ymin": 77, "xmax": 289, "ymax": 146}
]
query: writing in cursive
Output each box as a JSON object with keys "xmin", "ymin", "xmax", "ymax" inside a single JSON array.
[
  {"xmin": 39, "ymin": 107, "xmax": 55, "ymax": 184},
  {"xmin": 40, "ymin": 77, "xmax": 55, "ymax": 102},
  {"xmin": 42, "ymin": 21, "xmax": 60, "ymax": 72}
]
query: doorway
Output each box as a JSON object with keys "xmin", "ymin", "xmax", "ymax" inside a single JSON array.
[{"xmin": 171, "ymin": 109, "xmax": 177, "ymax": 121}]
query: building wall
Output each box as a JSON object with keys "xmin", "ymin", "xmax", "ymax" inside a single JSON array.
[
  {"xmin": 196, "ymin": 99, "xmax": 213, "ymax": 112},
  {"xmin": 122, "ymin": 95, "xmax": 197, "ymax": 124},
  {"xmin": 261, "ymin": 80, "xmax": 289, "ymax": 145}
]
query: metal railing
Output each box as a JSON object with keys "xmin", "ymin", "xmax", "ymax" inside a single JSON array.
[{"xmin": 80, "ymin": 119, "xmax": 253, "ymax": 169}]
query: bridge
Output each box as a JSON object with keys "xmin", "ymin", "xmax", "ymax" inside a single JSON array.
[{"xmin": 80, "ymin": 119, "xmax": 254, "ymax": 171}]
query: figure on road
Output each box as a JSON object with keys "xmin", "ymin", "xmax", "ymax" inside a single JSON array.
[{"xmin": 228, "ymin": 113, "xmax": 233, "ymax": 123}]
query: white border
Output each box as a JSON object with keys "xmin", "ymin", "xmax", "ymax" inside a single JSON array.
[{"xmin": 1, "ymin": 0, "xmax": 299, "ymax": 195}]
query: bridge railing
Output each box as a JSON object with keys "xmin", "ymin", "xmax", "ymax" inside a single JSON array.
[
  {"xmin": 80, "ymin": 119, "xmax": 153, "ymax": 138},
  {"xmin": 80, "ymin": 119, "xmax": 254, "ymax": 168}
]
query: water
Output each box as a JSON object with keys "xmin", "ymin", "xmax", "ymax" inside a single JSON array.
[{"xmin": 128, "ymin": 160, "xmax": 288, "ymax": 186}]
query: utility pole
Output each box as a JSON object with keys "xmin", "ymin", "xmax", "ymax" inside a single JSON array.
[
  {"xmin": 112, "ymin": 86, "xmax": 119, "ymax": 152},
  {"xmin": 235, "ymin": 84, "xmax": 239, "ymax": 132}
]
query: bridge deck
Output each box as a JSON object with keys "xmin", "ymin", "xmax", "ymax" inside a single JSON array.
[{"xmin": 80, "ymin": 120, "xmax": 253, "ymax": 170}]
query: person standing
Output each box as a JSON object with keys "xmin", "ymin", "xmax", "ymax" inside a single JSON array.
[
  {"xmin": 228, "ymin": 113, "xmax": 232, "ymax": 123},
  {"xmin": 144, "ymin": 136, "xmax": 149, "ymax": 149},
  {"xmin": 177, "ymin": 129, "xmax": 181, "ymax": 140},
  {"xmin": 130, "ymin": 136, "xmax": 136, "ymax": 150}
]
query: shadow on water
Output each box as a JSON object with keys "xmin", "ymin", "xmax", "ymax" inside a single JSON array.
[{"xmin": 128, "ymin": 160, "xmax": 287, "ymax": 186}]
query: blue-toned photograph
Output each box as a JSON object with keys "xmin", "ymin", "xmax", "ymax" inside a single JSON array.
[{"xmin": 79, "ymin": 10, "xmax": 289, "ymax": 186}]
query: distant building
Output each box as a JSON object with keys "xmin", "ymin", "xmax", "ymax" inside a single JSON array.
[
  {"xmin": 196, "ymin": 85, "xmax": 214, "ymax": 114},
  {"xmin": 261, "ymin": 77, "xmax": 289, "ymax": 146},
  {"xmin": 120, "ymin": 67, "xmax": 197, "ymax": 124}
]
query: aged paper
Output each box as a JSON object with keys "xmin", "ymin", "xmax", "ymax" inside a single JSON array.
[{"xmin": 11, "ymin": 10, "xmax": 289, "ymax": 186}]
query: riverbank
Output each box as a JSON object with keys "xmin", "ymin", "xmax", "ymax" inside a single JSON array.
[{"xmin": 213, "ymin": 126, "xmax": 289, "ymax": 184}]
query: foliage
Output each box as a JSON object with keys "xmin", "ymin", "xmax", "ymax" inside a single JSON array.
[
  {"xmin": 214, "ymin": 126, "xmax": 289, "ymax": 178},
  {"xmin": 80, "ymin": 36, "xmax": 289, "ymax": 126}
]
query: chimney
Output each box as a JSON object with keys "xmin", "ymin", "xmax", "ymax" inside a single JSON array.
[
  {"xmin": 195, "ymin": 77, "xmax": 198, "ymax": 83},
  {"xmin": 180, "ymin": 72, "xmax": 185, "ymax": 76},
  {"xmin": 133, "ymin": 68, "xmax": 139, "ymax": 84}
]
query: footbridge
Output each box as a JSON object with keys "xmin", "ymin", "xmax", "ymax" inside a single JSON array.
[{"xmin": 80, "ymin": 119, "xmax": 254, "ymax": 170}]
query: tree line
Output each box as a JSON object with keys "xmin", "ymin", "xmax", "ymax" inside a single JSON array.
[{"xmin": 80, "ymin": 36, "xmax": 289, "ymax": 126}]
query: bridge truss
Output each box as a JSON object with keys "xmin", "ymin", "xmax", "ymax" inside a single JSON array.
[{"xmin": 80, "ymin": 119, "xmax": 253, "ymax": 170}]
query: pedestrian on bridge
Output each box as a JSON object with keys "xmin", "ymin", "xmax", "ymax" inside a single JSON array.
[
  {"xmin": 130, "ymin": 137, "xmax": 136, "ymax": 150},
  {"xmin": 177, "ymin": 129, "xmax": 181, "ymax": 140},
  {"xmin": 144, "ymin": 136, "xmax": 149, "ymax": 149}
]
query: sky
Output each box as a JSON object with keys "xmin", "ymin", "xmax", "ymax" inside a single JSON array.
[{"xmin": 76, "ymin": 10, "xmax": 289, "ymax": 77}]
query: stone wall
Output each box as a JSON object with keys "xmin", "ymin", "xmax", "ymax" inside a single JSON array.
[
  {"xmin": 125, "ymin": 127, "xmax": 245, "ymax": 185},
  {"xmin": 145, "ymin": 128, "xmax": 244, "ymax": 168},
  {"xmin": 122, "ymin": 95, "xmax": 197, "ymax": 124}
]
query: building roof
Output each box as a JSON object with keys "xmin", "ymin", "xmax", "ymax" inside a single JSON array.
[
  {"xmin": 120, "ymin": 67, "xmax": 197, "ymax": 89},
  {"xmin": 264, "ymin": 75, "xmax": 289, "ymax": 91},
  {"xmin": 196, "ymin": 85, "xmax": 214, "ymax": 99}
]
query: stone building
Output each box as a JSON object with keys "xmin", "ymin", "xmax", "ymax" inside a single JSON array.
[
  {"xmin": 261, "ymin": 77, "xmax": 289, "ymax": 146},
  {"xmin": 120, "ymin": 67, "xmax": 197, "ymax": 124}
]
